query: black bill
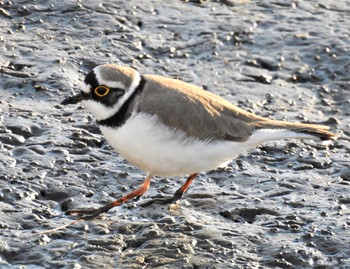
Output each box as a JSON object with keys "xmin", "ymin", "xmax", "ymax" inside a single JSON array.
[{"xmin": 61, "ymin": 92, "xmax": 85, "ymax": 105}]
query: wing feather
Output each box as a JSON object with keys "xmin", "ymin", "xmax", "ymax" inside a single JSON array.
[{"xmin": 137, "ymin": 75, "xmax": 255, "ymax": 142}]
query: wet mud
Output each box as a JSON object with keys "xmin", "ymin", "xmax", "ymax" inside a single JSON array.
[{"xmin": 0, "ymin": 1, "xmax": 349, "ymax": 268}]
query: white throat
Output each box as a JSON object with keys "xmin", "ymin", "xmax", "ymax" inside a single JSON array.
[{"xmin": 81, "ymin": 71, "xmax": 141, "ymax": 121}]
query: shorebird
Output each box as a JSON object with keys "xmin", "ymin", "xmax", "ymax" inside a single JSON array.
[{"xmin": 61, "ymin": 64, "xmax": 337, "ymax": 219}]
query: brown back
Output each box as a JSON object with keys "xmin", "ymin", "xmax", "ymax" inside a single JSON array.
[{"xmin": 135, "ymin": 75, "xmax": 336, "ymax": 141}]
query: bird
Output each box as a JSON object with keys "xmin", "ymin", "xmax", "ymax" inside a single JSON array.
[{"xmin": 61, "ymin": 63, "xmax": 337, "ymax": 219}]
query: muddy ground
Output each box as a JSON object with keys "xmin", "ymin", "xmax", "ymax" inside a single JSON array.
[{"xmin": 1, "ymin": 0, "xmax": 350, "ymax": 268}]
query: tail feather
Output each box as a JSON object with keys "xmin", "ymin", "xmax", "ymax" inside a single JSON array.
[{"xmin": 253, "ymin": 120, "xmax": 338, "ymax": 141}]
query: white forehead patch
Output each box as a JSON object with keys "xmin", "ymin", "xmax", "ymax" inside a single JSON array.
[{"xmin": 81, "ymin": 82, "xmax": 91, "ymax": 94}]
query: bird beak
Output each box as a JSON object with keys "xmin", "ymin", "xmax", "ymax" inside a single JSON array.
[{"xmin": 61, "ymin": 92, "xmax": 85, "ymax": 105}]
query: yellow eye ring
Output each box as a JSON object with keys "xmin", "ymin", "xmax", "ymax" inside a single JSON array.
[{"xmin": 94, "ymin": 85, "xmax": 110, "ymax": 97}]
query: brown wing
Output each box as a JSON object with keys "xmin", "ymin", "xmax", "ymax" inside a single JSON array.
[
  {"xmin": 137, "ymin": 75, "xmax": 257, "ymax": 142},
  {"xmin": 136, "ymin": 74, "xmax": 337, "ymax": 142}
]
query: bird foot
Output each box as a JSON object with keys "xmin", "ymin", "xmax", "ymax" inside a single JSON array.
[
  {"xmin": 65, "ymin": 203, "xmax": 114, "ymax": 220},
  {"xmin": 140, "ymin": 191, "xmax": 184, "ymax": 207},
  {"xmin": 140, "ymin": 196, "xmax": 175, "ymax": 207}
]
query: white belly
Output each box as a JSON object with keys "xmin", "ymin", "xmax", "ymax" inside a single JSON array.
[
  {"xmin": 99, "ymin": 112, "xmax": 316, "ymax": 177},
  {"xmin": 100, "ymin": 113, "xmax": 243, "ymax": 177}
]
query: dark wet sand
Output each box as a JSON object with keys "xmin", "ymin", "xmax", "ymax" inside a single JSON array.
[{"xmin": 1, "ymin": 1, "xmax": 349, "ymax": 268}]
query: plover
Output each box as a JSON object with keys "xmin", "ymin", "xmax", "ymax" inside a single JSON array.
[{"xmin": 61, "ymin": 64, "xmax": 337, "ymax": 219}]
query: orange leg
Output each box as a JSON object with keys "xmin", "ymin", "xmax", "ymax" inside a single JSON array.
[
  {"xmin": 66, "ymin": 175, "xmax": 152, "ymax": 219},
  {"xmin": 172, "ymin": 173, "xmax": 198, "ymax": 202},
  {"xmin": 141, "ymin": 173, "xmax": 199, "ymax": 207}
]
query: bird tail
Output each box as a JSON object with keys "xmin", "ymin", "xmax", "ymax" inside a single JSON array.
[{"xmin": 253, "ymin": 120, "xmax": 338, "ymax": 141}]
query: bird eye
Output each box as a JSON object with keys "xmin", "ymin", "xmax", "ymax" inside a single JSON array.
[{"xmin": 94, "ymin": 86, "xmax": 110, "ymax": 97}]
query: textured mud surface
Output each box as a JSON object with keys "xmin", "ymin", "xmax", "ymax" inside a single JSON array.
[{"xmin": 1, "ymin": 1, "xmax": 349, "ymax": 268}]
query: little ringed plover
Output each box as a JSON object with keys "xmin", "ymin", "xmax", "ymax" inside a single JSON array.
[{"xmin": 61, "ymin": 63, "xmax": 337, "ymax": 219}]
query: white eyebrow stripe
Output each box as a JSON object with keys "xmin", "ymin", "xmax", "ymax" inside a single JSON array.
[
  {"xmin": 109, "ymin": 71, "xmax": 141, "ymax": 113},
  {"xmin": 97, "ymin": 80, "xmax": 125, "ymax": 89},
  {"xmin": 94, "ymin": 66, "xmax": 135, "ymax": 89}
]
